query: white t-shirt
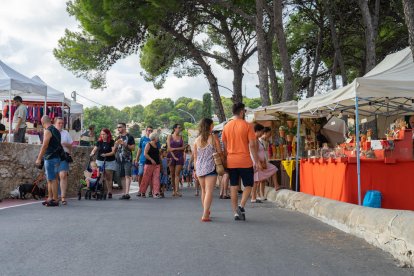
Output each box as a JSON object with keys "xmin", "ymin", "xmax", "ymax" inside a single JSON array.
[
  {"xmin": 12, "ymin": 104, "xmax": 27, "ymax": 129},
  {"xmin": 60, "ymin": 130, "xmax": 73, "ymax": 153}
]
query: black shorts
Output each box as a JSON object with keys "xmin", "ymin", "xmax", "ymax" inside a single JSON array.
[{"xmin": 228, "ymin": 167, "xmax": 254, "ymax": 187}]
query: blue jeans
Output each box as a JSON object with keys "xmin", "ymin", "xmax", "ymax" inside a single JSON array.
[{"xmin": 44, "ymin": 158, "xmax": 60, "ymax": 181}]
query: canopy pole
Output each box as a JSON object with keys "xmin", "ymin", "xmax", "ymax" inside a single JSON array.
[
  {"xmin": 355, "ymin": 97, "xmax": 362, "ymax": 205},
  {"xmin": 295, "ymin": 113, "xmax": 301, "ymax": 192},
  {"xmin": 8, "ymin": 90, "xmax": 12, "ymax": 142},
  {"xmin": 44, "ymin": 96, "xmax": 47, "ymax": 117}
]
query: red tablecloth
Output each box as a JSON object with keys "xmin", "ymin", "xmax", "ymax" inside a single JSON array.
[{"xmin": 300, "ymin": 159, "xmax": 414, "ymax": 210}]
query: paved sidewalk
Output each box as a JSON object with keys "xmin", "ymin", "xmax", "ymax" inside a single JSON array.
[{"xmin": 0, "ymin": 187, "xmax": 412, "ymax": 276}]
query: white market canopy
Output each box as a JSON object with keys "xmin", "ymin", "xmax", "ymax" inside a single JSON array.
[
  {"xmin": 70, "ymin": 100, "xmax": 83, "ymax": 114},
  {"xmin": 28, "ymin": 75, "xmax": 71, "ymax": 105},
  {"xmin": 0, "ymin": 60, "xmax": 47, "ymax": 97},
  {"xmin": 298, "ymin": 47, "xmax": 414, "ymax": 117},
  {"xmin": 253, "ymin": 100, "xmax": 319, "ymax": 119}
]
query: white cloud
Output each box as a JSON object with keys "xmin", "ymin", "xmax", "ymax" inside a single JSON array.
[{"xmin": 0, "ymin": 0, "xmax": 260, "ymax": 110}]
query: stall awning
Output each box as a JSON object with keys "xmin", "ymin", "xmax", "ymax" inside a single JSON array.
[
  {"xmin": 298, "ymin": 47, "xmax": 414, "ymax": 117},
  {"xmin": 0, "ymin": 60, "xmax": 47, "ymax": 96},
  {"xmin": 254, "ymin": 100, "xmax": 319, "ymax": 118}
]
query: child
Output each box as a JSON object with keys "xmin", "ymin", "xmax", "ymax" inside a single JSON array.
[
  {"xmin": 160, "ymin": 149, "xmax": 170, "ymax": 197},
  {"xmin": 86, "ymin": 161, "xmax": 100, "ymax": 190}
]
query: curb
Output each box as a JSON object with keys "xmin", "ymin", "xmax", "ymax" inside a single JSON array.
[{"xmin": 265, "ymin": 187, "xmax": 414, "ymax": 267}]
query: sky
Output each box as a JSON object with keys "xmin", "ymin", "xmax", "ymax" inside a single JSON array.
[{"xmin": 0, "ymin": 0, "xmax": 260, "ymax": 109}]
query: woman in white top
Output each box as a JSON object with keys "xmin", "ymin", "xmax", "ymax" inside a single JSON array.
[
  {"xmin": 193, "ymin": 118, "xmax": 223, "ymax": 222},
  {"xmin": 55, "ymin": 117, "xmax": 73, "ymax": 205}
]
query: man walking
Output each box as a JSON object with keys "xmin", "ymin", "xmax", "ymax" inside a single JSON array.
[
  {"xmin": 115, "ymin": 123, "xmax": 135, "ymax": 200},
  {"xmin": 35, "ymin": 115, "xmax": 61, "ymax": 207},
  {"xmin": 222, "ymin": 103, "xmax": 262, "ymax": 220},
  {"xmin": 55, "ymin": 117, "xmax": 73, "ymax": 205},
  {"xmin": 12, "ymin": 96, "xmax": 27, "ymax": 143}
]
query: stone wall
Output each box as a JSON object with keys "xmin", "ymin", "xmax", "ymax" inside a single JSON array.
[
  {"xmin": 0, "ymin": 143, "xmax": 92, "ymax": 199},
  {"xmin": 266, "ymin": 188, "xmax": 414, "ymax": 268}
]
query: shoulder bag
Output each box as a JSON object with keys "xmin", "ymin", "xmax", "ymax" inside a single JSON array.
[{"xmin": 211, "ymin": 134, "xmax": 225, "ymax": 176}]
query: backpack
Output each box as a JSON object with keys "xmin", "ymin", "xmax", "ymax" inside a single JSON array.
[{"xmin": 115, "ymin": 134, "xmax": 133, "ymax": 163}]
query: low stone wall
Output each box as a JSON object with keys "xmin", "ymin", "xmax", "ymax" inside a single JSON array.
[
  {"xmin": 266, "ymin": 188, "xmax": 414, "ymax": 267},
  {"xmin": 0, "ymin": 143, "xmax": 92, "ymax": 199}
]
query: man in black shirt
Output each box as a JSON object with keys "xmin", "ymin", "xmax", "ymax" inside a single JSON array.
[
  {"xmin": 35, "ymin": 115, "xmax": 62, "ymax": 207},
  {"xmin": 0, "ymin": 114, "xmax": 6, "ymax": 142}
]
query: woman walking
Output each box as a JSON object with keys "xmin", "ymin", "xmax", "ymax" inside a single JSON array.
[
  {"xmin": 194, "ymin": 118, "xmax": 223, "ymax": 222},
  {"xmin": 167, "ymin": 124, "xmax": 186, "ymax": 197},
  {"xmin": 138, "ymin": 132, "xmax": 162, "ymax": 198},
  {"xmin": 90, "ymin": 128, "xmax": 116, "ymax": 199}
]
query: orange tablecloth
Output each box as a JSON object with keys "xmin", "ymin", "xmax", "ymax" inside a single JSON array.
[{"xmin": 300, "ymin": 159, "xmax": 414, "ymax": 210}]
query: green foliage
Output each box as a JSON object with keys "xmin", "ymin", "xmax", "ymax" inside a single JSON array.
[
  {"xmin": 128, "ymin": 124, "xmax": 141, "ymax": 138},
  {"xmin": 83, "ymin": 106, "xmax": 128, "ymax": 135},
  {"xmin": 202, "ymin": 93, "xmax": 212, "ymax": 119}
]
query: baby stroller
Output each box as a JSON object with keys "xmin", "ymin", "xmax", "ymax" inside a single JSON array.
[{"xmin": 77, "ymin": 158, "xmax": 107, "ymax": 200}]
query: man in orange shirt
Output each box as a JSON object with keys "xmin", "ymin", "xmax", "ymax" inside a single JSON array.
[{"xmin": 222, "ymin": 103, "xmax": 262, "ymax": 220}]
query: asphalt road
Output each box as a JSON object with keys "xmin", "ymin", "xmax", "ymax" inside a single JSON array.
[{"xmin": 0, "ymin": 186, "xmax": 413, "ymax": 276}]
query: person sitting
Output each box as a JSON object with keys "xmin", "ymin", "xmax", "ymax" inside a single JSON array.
[{"xmin": 86, "ymin": 161, "xmax": 100, "ymax": 190}]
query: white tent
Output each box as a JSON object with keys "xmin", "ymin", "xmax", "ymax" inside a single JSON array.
[
  {"xmin": 0, "ymin": 61, "xmax": 47, "ymax": 96},
  {"xmin": 30, "ymin": 76, "xmax": 71, "ymax": 106},
  {"xmin": 298, "ymin": 47, "xmax": 414, "ymax": 117},
  {"xmin": 297, "ymin": 47, "xmax": 414, "ymax": 205},
  {"xmin": 254, "ymin": 100, "xmax": 301, "ymax": 117},
  {"xmin": 70, "ymin": 100, "xmax": 83, "ymax": 114},
  {"xmin": 0, "ymin": 60, "xmax": 47, "ymax": 141}
]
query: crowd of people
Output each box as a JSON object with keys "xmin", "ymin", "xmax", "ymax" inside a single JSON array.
[{"xmin": 34, "ymin": 102, "xmax": 281, "ymax": 222}]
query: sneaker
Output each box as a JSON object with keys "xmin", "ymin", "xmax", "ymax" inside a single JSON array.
[
  {"xmin": 136, "ymin": 193, "xmax": 141, "ymax": 197},
  {"xmin": 119, "ymin": 194, "xmax": 130, "ymax": 200},
  {"xmin": 251, "ymin": 199, "xmax": 262, "ymax": 203},
  {"xmin": 237, "ymin": 206, "xmax": 246, "ymax": 221},
  {"xmin": 46, "ymin": 200, "xmax": 59, "ymax": 207},
  {"xmin": 154, "ymin": 194, "xmax": 162, "ymax": 199},
  {"xmin": 234, "ymin": 214, "xmax": 241, "ymax": 221}
]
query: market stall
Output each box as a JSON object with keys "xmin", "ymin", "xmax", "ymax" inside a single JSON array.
[
  {"xmin": 297, "ymin": 47, "xmax": 414, "ymax": 210},
  {"xmin": 0, "ymin": 60, "xmax": 47, "ymax": 142},
  {"xmin": 253, "ymin": 101, "xmax": 320, "ymax": 190}
]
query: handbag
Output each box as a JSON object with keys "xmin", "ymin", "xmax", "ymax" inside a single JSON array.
[
  {"xmin": 51, "ymin": 128, "xmax": 73, "ymax": 163},
  {"xmin": 211, "ymin": 134, "xmax": 225, "ymax": 176}
]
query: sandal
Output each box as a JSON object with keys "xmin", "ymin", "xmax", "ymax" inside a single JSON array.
[{"xmin": 62, "ymin": 200, "xmax": 67, "ymax": 205}]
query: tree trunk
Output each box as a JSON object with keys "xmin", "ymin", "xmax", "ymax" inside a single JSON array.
[
  {"xmin": 232, "ymin": 65, "xmax": 244, "ymax": 104},
  {"xmin": 164, "ymin": 25, "xmax": 226, "ymax": 122},
  {"xmin": 403, "ymin": 0, "xmax": 414, "ymax": 60},
  {"xmin": 324, "ymin": 0, "xmax": 347, "ymax": 86},
  {"xmin": 331, "ymin": 52, "xmax": 338, "ymax": 90},
  {"xmin": 273, "ymin": 0, "xmax": 294, "ymax": 101},
  {"xmin": 307, "ymin": 25, "xmax": 323, "ymax": 98},
  {"xmin": 358, "ymin": 0, "xmax": 376, "ymax": 73},
  {"xmin": 256, "ymin": 0, "xmax": 271, "ymax": 106},
  {"xmin": 266, "ymin": 3, "xmax": 280, "ymax": 104}
]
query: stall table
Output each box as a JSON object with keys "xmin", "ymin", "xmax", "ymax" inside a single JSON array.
[
  {"xmin": 281, "ymin": 160, "xmax": 300, "ymax": 191},
  {"xmin": 300, "ymin": 158, "xmax": 414, "ymax": 210}
]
